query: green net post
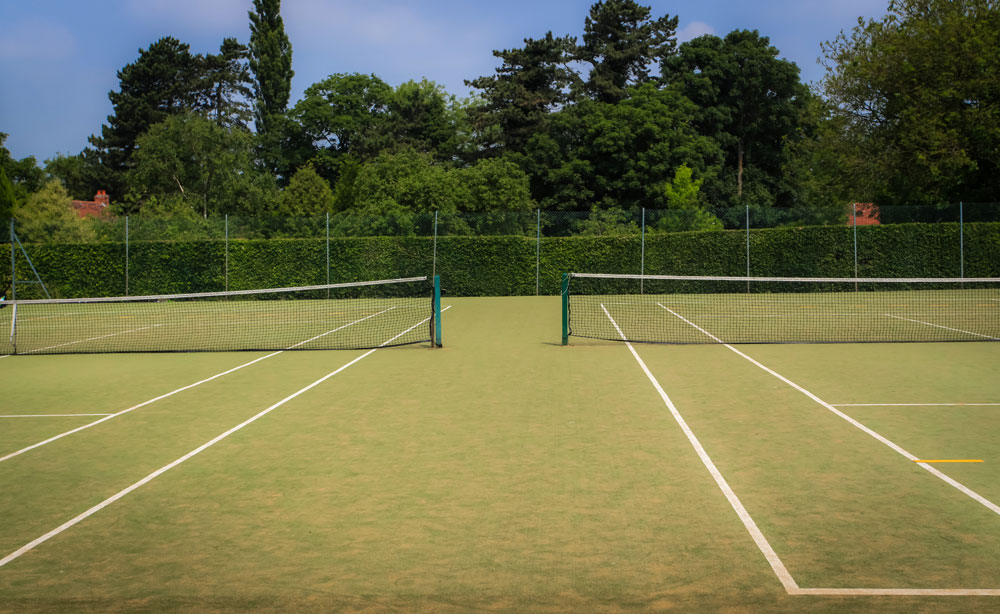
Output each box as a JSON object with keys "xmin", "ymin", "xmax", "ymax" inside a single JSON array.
[
  {"xmin": 561, "ymin": 272, "xmax": 569, "ymax": 345},
  {"xmin": 433, "ymin": 275, "xmax": 442, "ymax": 347}
]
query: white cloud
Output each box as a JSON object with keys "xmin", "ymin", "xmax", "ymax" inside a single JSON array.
[
  {"xmin": 124, "ymin": 0, "xmax": 248, "ymax": 31},
  {"xmin": 677, "ymin": 21, "xmax": 716, "ymax": 43},
  {"xmin": 0, "ymin": 17, "xmax": 75, "ymax": 61}
]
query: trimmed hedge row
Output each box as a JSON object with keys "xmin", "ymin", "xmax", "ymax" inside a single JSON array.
[{"xmin": 3, "ymin": 222, "xmax": 998, "ymax": 299}]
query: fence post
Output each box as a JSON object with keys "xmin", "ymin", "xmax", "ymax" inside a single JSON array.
[
  {"xmin": 853, "ymin": 202, "xmax": 858, "ymax": 290},
  {"xmin": 640, "ymin": 207, "xmax": 645, "ymax": 294},
  {"xmin": 326, "ymin": 212, "xmax": 330, "ymax": 298},
  {"xmin": 125, "ymin": 215, "xmax": 129, "ymax": 296},
  {"xmin": 959, "ymin": 201, "xmax": 964, "ymax": 279},
  {"xmin": 9, "ymin": 219, "xmax": 14, "ymax": 301},
  {"xmin": 535, "ymin": 209, "xmax": 540, "ymax": 296},
  {"xmin": 745, "ymin": 204, "xmax": 750, "ymax": 292}
]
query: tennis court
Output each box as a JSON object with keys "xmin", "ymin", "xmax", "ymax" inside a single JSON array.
[{"xmin": 1, "ymin": 292, "xmax": 999, "ymax": 613}]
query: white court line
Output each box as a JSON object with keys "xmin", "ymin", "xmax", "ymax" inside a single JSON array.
[
  {"xmin": 659, "ymin": 303, "xmax": 1000, "ymax": 518},
  {"xmin": 650, "ymin": 302, "xmax": 1000, "ymax": 596},
  {"xmin": 0, "ymin": 414, "xmax": 113, "ymax": 418},
  {"xmin": 835, "ymin": 403, "xmax": 1000, "ymax": 407},
  {"xmin": 0, "ymin": 307, "xmax": 449, "ymax": 570},
  {"xmin": 885, "ymin": 314, "xmax": 1000, "ymax": 340},
  {"xmin": 0, "ymin": 308, "xmax": 397, "ymax": 464},
  {"xmin": 599, "ymin": 304, "xmax": 800, "ymax": 594}
]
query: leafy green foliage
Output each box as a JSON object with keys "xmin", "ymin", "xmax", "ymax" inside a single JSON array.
[
  {"xmin": 248, "ymin": 0, "xmax": 294, "ymax": 136},
  {"xmin": 466, "ymin": 33, "xmax": 580, "ymax": 153},
  {"xmin": 662, "ymin": 30, "xmax": 810, "ymax": 207},
  {"xmin": 13, "ymin": 180, "xmax": 95, "ymax": 243},
  {"xmin": 0, "ymin": 167, "xmax": 14, "ymax": 221},
  {"xmin": 577, "ymin": 0, "xmax": 678, "ymax": 103},
  {"xmin": 1, "ymin": 133, "xmax": 45, "ymax": 206},
  {"xmin": 125, "ymin": 112, "xmax": 277, "ymax": 217},
  {"xmin": 200, "ymin": 38, "xmax": 254, "ymax": 129},
  {"xmin": 821, "ymin": 0, "xmax": 1000, "ymax": 204},
  {"xmin": 526, "ymin": 83, "xmax": 722, "ymax": 210},
  {"xmin": 279, "ymin": 163, "xmax": 335, "ymax": 214}
]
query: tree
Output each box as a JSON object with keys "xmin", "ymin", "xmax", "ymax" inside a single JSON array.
[
  {"xmin": 125, "ymin": 112, "xmax": 276, "ymax": 217},
  {"xmin": 279, "ymin": 163, "xmax": 335, "ymax": 214},
  {"xmin": 821, "ymin": 0, "xmax": 1000, "ymax": 204},
  {"xmin": 200, "ymin": 38, "xmax": 254, "ymax": 129},
  {"xmin": 382, "ymin": 79, "xmax": 466, "ymax": 161},
  {"xmin": 13, "ymin": 180, "xmax": 95, "ymax": 243},
  {"xmin": 88, "ymin": 37, "xmax": 204, "ymax": 196},
  {"xmin": 576, "ymin": 0, "xmax": 678, "ymax": 103},
  {"xmin": 0, "ymin": 167, "xmax": 14, "ymax": 221},
  {"xmin": 662, "ymin": 30, "xmax": 810, "ymax": 207},
  {"xmin": 292, "ymin": 73, "xmax": 393, "ymax": 155},
  {"xmin": 465, "ymin": 33, "xmax": 580, "ymax": 153},
  {"xmin": 248, "ymin": 0, "xmax": 293, "ymax": 137},
  {"xmin": 44, "ymin": 152, "xmax": 104, "ymax": 200},
  {"xmin": 524, "ymin": 83, "xmax": 721, "ymax": 210},
  {"xmin": 655, "ymin": 165, "xmax": 723, "ymax": 231},
  {"xmin": 1, "ymin": 133, "xmax": 45, "ymax": 206}
]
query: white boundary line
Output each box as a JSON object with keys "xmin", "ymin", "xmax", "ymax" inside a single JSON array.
[
  {"xmin": 885, "ymin": 314, "xmax": 1000, "ymax": 340},
  {"xmin": 0, "ymin": 307, "xmax": 449, "ymax": 570},
  {"xmin": 599, "ymin": 304, "xmax": 800, "ymax": 594},
  {"xmin": 658, "ymin": 303, "xmax": 1000, "ymax": 518},
  {"xmin": 835, "ymin": 403, "xmax": 1000, "ymax": 407},
  {"xmin": 0, "ymin": 308, "xmax": 397, "ymax": 464},
  {"xmin": 0, "ymin": 414, "xmax": 113, "ymax": 418}
]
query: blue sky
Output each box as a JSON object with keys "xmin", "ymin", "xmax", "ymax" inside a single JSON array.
[{"xmin": 1, "ymin": 0, "xmax": 889, "ymax": 162}]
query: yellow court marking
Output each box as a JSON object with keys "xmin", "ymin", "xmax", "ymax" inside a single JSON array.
[{"xmin": 913, "ymin": 459, "xmax": 984, "ymax": 463}]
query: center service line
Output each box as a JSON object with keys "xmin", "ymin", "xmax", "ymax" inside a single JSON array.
[{"xmin": 599, "ymin": 304, "xmax": 801, "ymax": 594}]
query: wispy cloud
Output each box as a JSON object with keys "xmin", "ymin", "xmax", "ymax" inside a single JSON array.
[
  {"xmin": 677, "ymin": 21, "xmax": 716, "ymax": 43},
  {"xmin": 0, "ymin": 17, "xmax": 75, "ymax": 61}
]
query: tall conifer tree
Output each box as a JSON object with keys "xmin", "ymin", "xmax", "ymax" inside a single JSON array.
[{"xmin": 248, "ymin": 0, "xmax": 294, "ymax": 136}]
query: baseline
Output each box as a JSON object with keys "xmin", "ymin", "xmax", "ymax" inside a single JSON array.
[
  {"xmin": 0, "ymin": 307, "xmax": 447, "ymax": 569},
  {"xmin": 835, "ymin": 403, "xmax": 1000, "ymax": 407}
]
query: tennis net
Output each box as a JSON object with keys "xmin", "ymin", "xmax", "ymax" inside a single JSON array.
[
  {"xmin": 562, "ymin": 274, "xmax": 1000, "ymax": 344},
  {"xmin": 1, "ymin": 277, "xmax": 439, "ymax": 355}
]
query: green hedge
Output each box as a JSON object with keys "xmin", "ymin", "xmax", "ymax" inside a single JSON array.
[{"xmin": 2, "ymin": 222, "xmax": 998, "ymax": 299}]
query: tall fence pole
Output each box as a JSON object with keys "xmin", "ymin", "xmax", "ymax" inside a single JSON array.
[
  {"xmin": 326, "ymin": 212, "xmax": 330, "ymax": 298},
  {"xmin": 9, "ymin": 219, "xmax": 14, "ymax": 301},
  {"xmin": 853, "ymin": 202, "xmax": 858, "ymax": 291},
  {"xmin": 745, "ymin": 204, "xmax": 750, "ymax": 292},
  {"xmin": 959, "ymin": 201, "xmax": 964, "ymax": 279},
  {"xmin": 535, "ymin": 209, "xmax": 540, "ymax": 296},
  {"xmin": 224, "ymin": 214, "xmax": 229, "ymax": 293},
  {"xmin": 432, "ymin": 211, "xmax": 438, "ymax": 279},
  {"xmin": 125, "ymin": 215, "xmax": 129, "ymax": 296},
  {"xmin": 640, "ymin": 207, "xmax": 645, "ymax": 294}
]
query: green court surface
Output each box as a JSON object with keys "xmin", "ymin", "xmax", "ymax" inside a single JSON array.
[{"xmin": 1, "ymin": 296, "xmax": 999, "ymax": 613}]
